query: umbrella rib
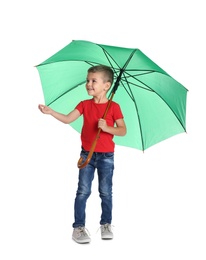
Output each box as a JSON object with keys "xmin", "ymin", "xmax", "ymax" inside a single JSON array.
[
  {"xmin": 46, "ymin": 60, "xmax": 107, "ymax": 106},
  {"xmin": 133, "ymin": 76, "xmax": 187, "ymax": 131},
  {"xmin": 122, "ymin": 71, "xmax": 187, "ymax": 133},
  {"xmin": 47, "ymin": 80, "xmax": 86, "ymax": 106},
  {"xmin": 98, "ymin": 45, "xmax": 138, "ymax": 80},
  {"xmin": 98, "ymin": 48, "xmax": 122, "ymax": 82},
  {"xmin": 97, "ymin": 45, "xmax": 121, "ymax": 68},
  {"xmin": 120, "ymin": 73, "xmax": 145, "ymax": 151},
  {"xmin": 121, "ymin": 78, "xmax": 154, "ymax": 92}
]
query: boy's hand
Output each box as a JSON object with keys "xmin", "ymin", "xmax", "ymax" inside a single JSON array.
[
  {"xmin": 98, "ymin": 118, "xmax": 108, "ymax": 132},
  {"xmin": 38, "ymin": 104, "xmax": 52, "ymax": 114}
]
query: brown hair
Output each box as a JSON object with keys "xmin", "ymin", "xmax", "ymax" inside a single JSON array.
[{"xmin": 88, "ymin": 65, "xmax": 114, "ymax": 85}]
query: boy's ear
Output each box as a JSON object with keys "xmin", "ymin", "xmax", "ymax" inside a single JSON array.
[{"xmin": 105, "ymin": 82, "xmax": 111, "ymax": 91}]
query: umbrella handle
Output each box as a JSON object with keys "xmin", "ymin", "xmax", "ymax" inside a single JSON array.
[
  {"xmin": 77, "ymin": 92, "xmax": 115, "ymax": 169},
  {"xmin": 77, "ymin": 128, "xmax": 102, "ymax": 169}
]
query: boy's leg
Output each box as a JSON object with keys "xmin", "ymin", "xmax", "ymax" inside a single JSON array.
[
  {"xmin": 72, "ymin": 150, "xmax": 95, "ymax": 243},
  {"xmin": 73, "ymin": 150, "xmax": 95, "ymax": 228},
  {"xmin": 97, "ymin": 152, "xmax": 114, "ymax": 225}
]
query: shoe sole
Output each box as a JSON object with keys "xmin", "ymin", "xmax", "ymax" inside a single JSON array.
[
  {"xmin": 101, "ymin": 236, "xmax": 113, "ymax": 240},
  {"xmin": 72, "ymin": 237, "xmax": 91, "ymax": 244}
]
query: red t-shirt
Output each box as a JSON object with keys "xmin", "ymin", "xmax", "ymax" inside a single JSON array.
[{"xmin": 75, "ymin": 99, "xmax": 124, "ymax": 152}]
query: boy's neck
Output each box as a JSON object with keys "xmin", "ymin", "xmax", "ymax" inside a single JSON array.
[{"xmin": 93, "ymin": 96, "xmax": 108, "ymax": 104}]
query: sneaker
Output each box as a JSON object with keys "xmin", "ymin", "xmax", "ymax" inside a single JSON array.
[
  {"xmin": 72, "ymin": 227, "xmax": 91, "ymax": 244},
  {"xmin": 101, "ymin": 223, "xmax": 113, "ymax": 239}
]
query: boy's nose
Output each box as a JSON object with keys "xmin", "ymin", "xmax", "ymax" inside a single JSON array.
[{"xmin": 86, "ymin": 81, "xmax": 91, "ymax": 87}]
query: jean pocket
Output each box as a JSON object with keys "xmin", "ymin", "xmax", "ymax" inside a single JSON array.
[{"xmin": 104, "ymin": 152, "xmax": 114, "ymax": 159}]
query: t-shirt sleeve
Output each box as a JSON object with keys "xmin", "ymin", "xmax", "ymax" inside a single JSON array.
[
  {"xmin": 113, "ymin": 102, "xmax": 124, "ymax": 121},
  {"xmin": 75, "ymin": 101, "xmax": 84, "ymax": 115}
]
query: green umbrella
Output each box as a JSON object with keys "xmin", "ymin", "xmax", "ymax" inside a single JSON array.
[{"xmin": 36, "ymin": 40, "xmax": 188, "ymax": 166}]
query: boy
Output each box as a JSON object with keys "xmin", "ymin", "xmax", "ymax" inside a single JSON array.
[{"xmin": 38, "ymin": 65, "xmax": 126, "ymax": 243}]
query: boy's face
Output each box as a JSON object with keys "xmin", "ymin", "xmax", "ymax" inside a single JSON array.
[{"xmin": 86, "ymin": 72, "xmax": 111, "ymax": 97}]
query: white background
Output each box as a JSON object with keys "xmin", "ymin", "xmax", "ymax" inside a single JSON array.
[{"xmin": 0, "ymin": 0, "xmax": 205, "ymax": 259}]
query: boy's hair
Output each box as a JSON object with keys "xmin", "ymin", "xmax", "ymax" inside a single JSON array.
[{"xmin": 88, "ymin": 65, "xmax": 114, "ymax": 85}]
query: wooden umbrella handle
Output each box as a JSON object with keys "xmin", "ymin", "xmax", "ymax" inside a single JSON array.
[
  {"xmin": 77, "ymin": 93, "xmax": 115, "ymax": 169},
  {"xmin": 77, "ymin": 128, "xmax": 101, "ymax": 169}
]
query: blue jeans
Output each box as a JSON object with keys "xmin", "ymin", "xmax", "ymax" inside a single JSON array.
[{"xmin": 72, "ymin": 148, "xmax": 114, "ymax": 228}]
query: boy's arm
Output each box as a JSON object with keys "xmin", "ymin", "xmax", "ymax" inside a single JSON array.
[{"xmin": 38, "ymin": 104, "xmax": 81, "ymax": 124}]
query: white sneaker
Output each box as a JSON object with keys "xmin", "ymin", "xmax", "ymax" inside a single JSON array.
[
  {"xmin": 101, "ymin": 224, "xmax": 113, "ymax": 239},
  {"xmin": 72, "ymin": 227, "xmax": 91, "ymax": 244}
]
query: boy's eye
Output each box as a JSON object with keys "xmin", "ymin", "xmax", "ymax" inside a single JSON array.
[{"xmin": 86, "ymin": 79, "xmax": 97, "ymax": 83}]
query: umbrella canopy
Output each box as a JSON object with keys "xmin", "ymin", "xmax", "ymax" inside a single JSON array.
[{"xmin": 36, "ymin": 40, "xmax": 188, "ymax": 151}]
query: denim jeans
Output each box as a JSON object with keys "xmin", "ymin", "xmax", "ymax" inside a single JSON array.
[{"xmin": 72, "ymin": 148, "xmax": 114, "ymax": 228}]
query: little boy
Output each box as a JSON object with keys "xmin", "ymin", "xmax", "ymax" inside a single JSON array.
[{"xmin": 38, "ymin": 65, "xmax": 126, "ymax": 243}]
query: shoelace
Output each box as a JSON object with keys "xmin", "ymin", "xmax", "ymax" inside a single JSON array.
[
  {"xmin": 78, "ymin": 227, "xmax": 90, "ymax": 236},
  {"xmin": 96, "ymin": 224, "xmax": 114, "ymax": 234}
]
